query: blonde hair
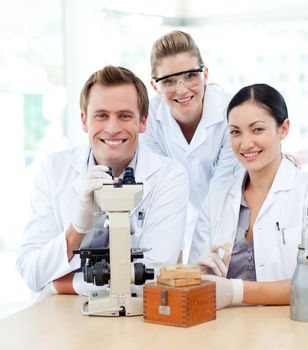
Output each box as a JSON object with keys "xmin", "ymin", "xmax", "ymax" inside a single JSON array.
[{"xmin": 150, "ymin": 30, "xmax": 204, "ymax": 78}]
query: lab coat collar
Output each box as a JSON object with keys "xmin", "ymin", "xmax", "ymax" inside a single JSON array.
[
  {"xmin": 269, "ymin": 156, "xmax": 298, "ymax": 192},
  {"xmin": 156, "ymin": 85, "xmax": 228, "ymax": 152},
  {"xmin": 229, "ymin": 157, "xmax": 297, "ymax": 196},
  {"xmin": 135, "ymin": 142, "xmax": 164, "ymax": 181},
  {"xmin": 155, "ymin": 85, "xmax": 226, "ymax": 126},
  {"xmin": 69, "ymin": 143, "xmax": 162, "ymax": 204},
  {"xmin": 189, "ymin": 86, "xmax": 228, "ymax": 151},
  {"xmin": 201, "ymin": 85, "xmax": 226, "ymax": 128},
  {"xmin": 256, "ymin": 157, "xmax": 298, "ymax": 219},
  {"xmin": 229, "ymin": 157, "xmax": 298, "ymax": 220},
  {"xmin": 69, "ymin": 142, "xmax": 162, "ymax": 181}
]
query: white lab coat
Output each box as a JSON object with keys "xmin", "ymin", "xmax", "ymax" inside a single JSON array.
[
  {"xmin": 189, "ymin": 157, "xmax": 308, "ymax": 281},
  {"xmin": 140, "ymin": 85, "xmax": 240, "ymax": 258},
  {"xmin": 16, "ymin": 143, "xmax": 189, "ymax": 292}
]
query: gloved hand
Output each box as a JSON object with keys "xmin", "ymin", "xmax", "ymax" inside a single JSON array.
[
  {"xmin": 197, "ymin": 244, "xmax": 232, "ymax": 277},
  {"xmin": 73, "ymin": 165, "xmax": 113, "ymax": 234},
  {"xmin": 202, "ymin": 274, "xmax": 243, "ymax": 310}
]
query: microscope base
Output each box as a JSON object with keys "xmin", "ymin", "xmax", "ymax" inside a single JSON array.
[{"xmin": 81, "ymin": 289, "xmax": 143, "ymax": 316}]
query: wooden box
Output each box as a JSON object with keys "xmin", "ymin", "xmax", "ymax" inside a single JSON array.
[{"xmin": 143, "ymin": 281, "xmax": 216, "ymax": 327}]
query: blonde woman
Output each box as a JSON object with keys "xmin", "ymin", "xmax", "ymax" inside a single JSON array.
[{"xmin": 141, "ymin": 31, "xmax": 239, "ymax": 258}]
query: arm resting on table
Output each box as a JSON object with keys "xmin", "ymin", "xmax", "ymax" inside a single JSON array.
[
  {"xmin": 53, "ymin": 272, "xmax": 76, "ymax": 294},
  {"xmin": 243, "ymin": 279, "xmax": 290, "ymax": 305}
]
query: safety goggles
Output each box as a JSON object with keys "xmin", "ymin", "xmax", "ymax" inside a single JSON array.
[{"xmin": 153, "ymin": 66, "xmax": 204, "ymax": 93}]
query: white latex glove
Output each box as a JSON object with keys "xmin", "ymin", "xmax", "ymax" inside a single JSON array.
[
  {"xmin": 197, "ymin": 244, "xmax": 232, "ymax": 277},
  {"xmin": 73, "ymin": 165, "xmax": 113, "ymax": 234},
  {"xmin": 202, "ymin": 274, "xmax": 243, "ymax": 310}
]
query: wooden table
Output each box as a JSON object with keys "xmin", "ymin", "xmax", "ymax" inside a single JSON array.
[{"xmin": 0, "ymin": 295, "xmax": 307, "ymax": 350}]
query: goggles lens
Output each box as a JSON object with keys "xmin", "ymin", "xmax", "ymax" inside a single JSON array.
[{"xmin": 155, "ymin": 67, "xmax": 204, "ymax": 93}]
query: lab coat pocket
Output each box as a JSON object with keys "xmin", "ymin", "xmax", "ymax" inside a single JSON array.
[{"xmin": 276, "ymin": 226, "xmax": 301, "ymax": 248}]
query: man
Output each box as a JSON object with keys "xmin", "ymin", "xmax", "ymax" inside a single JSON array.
[{"xmin": 16, "ymin": 66, "xmax": 189, "ymax": 296}]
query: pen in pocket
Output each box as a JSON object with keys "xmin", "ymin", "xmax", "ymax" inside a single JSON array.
[
  {"xmin": 137, "ymin": 209, "xmax": 145, "ymax": 227},
  {"xmin": 276, "ymin": 221, "xmax": 286, "ymax": 245}
]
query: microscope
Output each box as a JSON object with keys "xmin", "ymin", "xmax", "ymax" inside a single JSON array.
[{"xmin": 74, "ymin": 167, "xmax": 154, "ymax": 316}]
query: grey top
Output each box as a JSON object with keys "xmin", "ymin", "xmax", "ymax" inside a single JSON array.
[{"xmin": 226, "ymin": 195, "xmax": 257, "ymax": 281}]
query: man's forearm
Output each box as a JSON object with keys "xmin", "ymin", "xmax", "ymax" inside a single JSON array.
[{"xmin": 53, "ymin": 273, "xmax": 76, "ymax": 294}]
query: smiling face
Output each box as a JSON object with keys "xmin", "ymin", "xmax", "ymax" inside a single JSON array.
[
  {"xmin": 152, "ymin": 52, "xmax": 208, "ymax": 125},
  {"xmin": 228, "ymin": 101, "xmax": 289, "ymax": 176},
  {"xmin": 81, "ymin": 83, "xmax": 147, "ymax": 175}
]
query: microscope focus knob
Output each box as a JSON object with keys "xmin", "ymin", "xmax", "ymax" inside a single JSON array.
[{"xmin": 133, "ymin": 262, "xmax": 154, "ymax": 285}]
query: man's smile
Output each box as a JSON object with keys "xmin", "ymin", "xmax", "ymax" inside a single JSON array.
[{"xmin": 101, "ymin": 138, "xmax": 127, "ymax": 145}]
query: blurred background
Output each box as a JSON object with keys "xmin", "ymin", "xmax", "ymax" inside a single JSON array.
[{"xmin": 1, "ymin": 0, "xmax": 307, "ymax": 318}]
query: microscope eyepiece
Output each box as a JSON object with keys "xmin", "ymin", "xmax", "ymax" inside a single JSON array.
[
  {"xmin": 106, "ymin": 167, "xmax": 114, "ymax": 179},
  {"xmin": 123, "ymin": 167, "xmax": 136, "ymax": 184}
]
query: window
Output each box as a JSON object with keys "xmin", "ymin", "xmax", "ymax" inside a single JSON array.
[{"xmin": 0, "ymin": 0, "xmax": 66, "ymax": 317}]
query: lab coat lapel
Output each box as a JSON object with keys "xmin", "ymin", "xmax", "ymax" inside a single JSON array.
[
  {"xmin": 131, "ymin": 143, "xmax": 163, "ymax": 215},
  {"xmin": 156, "ymin": 99, "xmax": 189, "ymax": 151},
  {"xmin": 229, "ymin": 173, "xmax": 245, "ymax": 226},
  {"xmin": 189, "ymin": 85, "xmax": 226, "ymax": 152},
  {"xmin": 70, "ymin": 145, "xmax": 90, "ymax": 195},
  {"xmin": 213, "ymin": 175, "xmax": 243, "ymax": 247}
]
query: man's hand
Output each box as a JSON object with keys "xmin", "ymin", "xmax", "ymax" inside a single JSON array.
[
  {"xmin": 73, "ymin": 165, "xmax": 113, "ymax": 234},
  {"xmin": 197, "ymin": 244, "xmax": 231, "ymax": 277}
]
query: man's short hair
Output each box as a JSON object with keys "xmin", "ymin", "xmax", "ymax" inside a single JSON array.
[{"xmin": 80, "ymin": 65, "xmax": 149, "ymax": 118}]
